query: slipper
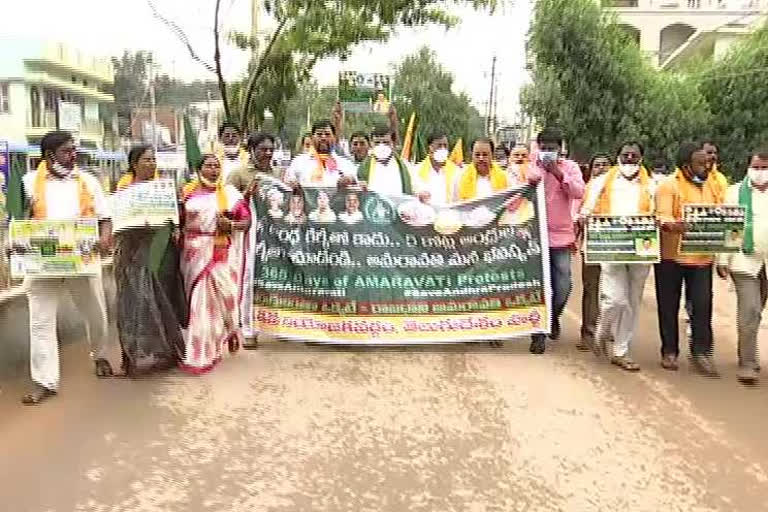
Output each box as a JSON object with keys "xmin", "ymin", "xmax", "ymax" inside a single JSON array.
[
  {"xmin": 21, "ymin": 385, "xmax": 57, "ymax": 405},
  {"xmin": 611, "ymin": 356, "xmax": 640, "ymax": 372}
]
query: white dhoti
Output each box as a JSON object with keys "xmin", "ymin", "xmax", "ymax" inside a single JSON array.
[
  {"xmin": 596, "ymin": 263, "xmax": 651, "ymax": 358},
  {"xmin": 27, "ymin": 275, "xmax": 110, "ymax": 390}
]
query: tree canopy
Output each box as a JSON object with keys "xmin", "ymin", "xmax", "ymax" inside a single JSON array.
[{"xmin": 521, "ymin": 0, "xmax": 710, "ymax": 165}]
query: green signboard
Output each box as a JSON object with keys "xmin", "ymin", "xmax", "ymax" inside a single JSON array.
[
  {"xmin": 681, "ymin": 204, "xmax": 746, "ymax": 254},
  {"xmin": 585, "ymin": 215, "xmax": 659, "ymax": 264}
]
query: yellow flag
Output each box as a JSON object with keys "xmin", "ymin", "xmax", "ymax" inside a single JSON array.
[
  {"xmin": 449, "ymin": 138, "xmax": 464, "ymax": 165},
  {"xmin": 400, "ymin": 112, "xmax": 416, "ymax": 162}
]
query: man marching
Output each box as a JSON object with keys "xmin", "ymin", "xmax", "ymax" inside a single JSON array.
[
  {"xmin": 413, "ymin": 133, "xmax": 461, "ymax": 206},
  {"xmin": 357, "ymin": 125, "xmax": 415, "ymax": 195},
  {"xmin": 579, "ymin": 142, "xmax": 654, "ymax": 371},
  {"xmin": 20, "ymin": 131, "xmax": 112, "ymax": 405},
  {"xmin": 457, "ymin": 138, "xmax": 509, "ymax": 200},
  {"xmin": 717, "ymin": 149, "xmax": 768, "ymax": 385},
  {"xmin": 284, "ymin": 120, "xmax": 357, "ymax": 188}
]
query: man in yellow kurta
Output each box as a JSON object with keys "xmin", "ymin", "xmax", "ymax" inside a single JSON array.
[
  {"xmin": 655, "ymin": 142, "xmax": 727, "ymax": 377},
  {"xmin": 457, "ymin": 138, "xmax": 509, "ymax": 200}
]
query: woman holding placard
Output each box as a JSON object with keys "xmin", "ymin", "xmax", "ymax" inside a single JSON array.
[{"xmin": 113, "ymin": 145, "xmax": 187, "ymax": 377}]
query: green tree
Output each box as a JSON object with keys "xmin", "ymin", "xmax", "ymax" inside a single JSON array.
[
  {"xmin": 392, "ymin": 47, "xmax": 485, "ymax": 162},
  {"xmin": 521, "ymin": 0, "xmax": 710, "ymax": 164},
  {"xmin": 695, "ymin": 26, "xmax": 768, "ymax": 178},
  {"xmin": 152, "ymin": 0, "xmax": 495, "ymax": 130},
  {"xmin": 111, "ymin": 51, "xmax": 150, "ymax": 137}
]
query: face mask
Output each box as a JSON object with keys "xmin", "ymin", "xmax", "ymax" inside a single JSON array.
[
  {"xmin": 748, "ymin": 168, "xmax": 768, "ymax": 187},
  {"xmin": 373, "ymin": 144, "xmax": 392, "ymax": 161},
  {"xmin": 539, "ymin": 151, "xmax": 558, "ymax": 164},
  {"xmin": 223, "ymin": 145, "xmax": 239, "ymax": 157},
  {"xmin": 619, "ymin": 163, "xmax": 640, "ymax": 178},
  {"xmin": 433, "ymin": 148, "xmax": 449, "ymax": 164},
  {"xmin": 51, "ymin": 161, "xmax": 73, "ymax": 178}
]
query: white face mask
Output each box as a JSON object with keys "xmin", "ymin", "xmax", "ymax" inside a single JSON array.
[
  {"xmin": 373, "ymin": 143, "xmax": 393, "ymax": 162},
  {"xmin": 223, "ymin": 145, "xmax": 240, "ymax": 157},
  {"xmin": 433, "ymin": 148, "xmax": 449, "ymax": 164},
  {"xmin": 748, "ymin": 168, "xmax": 768, "ymax": 187},
  {"xmin": 51, "ymin": 161, "xmax": 73, "ymax": 178},
  {"xmin": 619, "ymin": 163, "xmax": 640, "ymax": 178},
  {"xmin": 539, "ymin": 151, "xmax": 558, "ymax": 164}
]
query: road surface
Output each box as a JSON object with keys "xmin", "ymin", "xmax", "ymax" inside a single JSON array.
[{"xmin": 1, "ymin": 267, "xmax": 768, "ymax": 511}]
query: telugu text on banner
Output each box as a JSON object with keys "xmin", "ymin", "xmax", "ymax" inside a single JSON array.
[
  {"xmin": 251, "ymin": 178, "xmax": 551, "ymax": 344},
  {"xmin": 111, "ymin": 179, "xmax": 179, "ymax": 232}
]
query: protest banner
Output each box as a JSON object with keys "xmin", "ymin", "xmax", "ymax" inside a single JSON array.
[
  {"xmin": 9, "ymin": 219, "xmax": 100, "ymax": 278},
  {"xmin": 110, "ymin": 179, "xmax": 179, "ymax": 232},
  {"xmin": 681, "ymin": 204, "xmax": 746, "ymax": 254},
  {"xmin": 0, "ymin": 140, "xmax": 8, "ymax": 194},
  {"xmin": 252, "ymin": 178, "xmax": 551, "ymax": 344},
  {"xmin": 585, "ymin": 215, "xmax": 659, "ymax": 264},
  {"xmin": 338, "ymin": 71, "xmax": 391, "ymax": 114}
]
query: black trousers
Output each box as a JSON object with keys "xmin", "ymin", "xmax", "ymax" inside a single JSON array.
[{"xmin": 654, "ymin": 260, "xmax": 713, "ymax": 357}]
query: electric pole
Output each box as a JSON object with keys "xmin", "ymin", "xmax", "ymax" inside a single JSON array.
[
  {"xmin": 148, "ymin": 53, "xmax": 157, "ymax": 149},
  {"xmin": 486, "ymin": 55, "xmax": 497, "ymax": 137}
]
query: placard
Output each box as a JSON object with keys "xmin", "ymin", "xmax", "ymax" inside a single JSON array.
[
  {"xmin": 9, "ymin": 219, "xmax": 100, "ymax": 278},
  {"xmin": 681, "ymin": 204, "xmax": 746, "ymax": 254},
  {"xmin": 111, "ymin": 179, "xmax": 179, "ymax": 232},
  {"xmin": 338, "ymin": 71, "xmax": 391, "ymax": 114},
  {"xmin": 585, "ymin": 215, "xmax": 659, "ymax": 264}
]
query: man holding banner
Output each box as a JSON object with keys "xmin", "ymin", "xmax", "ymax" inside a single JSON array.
[
  {"xmin": 717, "ymin": 149, "xmax": 768, "ymax": 385},
  {"xmin": 525, "ymin": 128, "xmax": 584, "ymax": 354},
  {"xmin": 19, "ymin": 131, "xmax": 112, "ymax": 405},
  {"xmin": 284, "ymin": 120, "xmax": 357, "ymax": 188},
  {"xmin": 357, "ymin": 125, "xmax": 415, "ymax": 195},
  {"xmin": 579, "ymin": 142, "xmax": 654, "ymax": 371},
  {"xmin": 413, "ymin": 133, "xmax": 461, "ymax": 206}
]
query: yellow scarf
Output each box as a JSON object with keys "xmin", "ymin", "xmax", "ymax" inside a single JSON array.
[
  {"xmin": 672, "ymin": 167, "xmax": 726, "ymax": 218},
  {"xmin": 32, "ymin": 161, "xmax": 95, "ymax": 219},
  {"xmin": 418, "ymin": 158, "xmax": 459, "ymax": 201},
  {"xmin": 457, "ymin": 162, "xmax": 508, "ymax": 200},
  {"xmin": 183, "ymin": 176, "xmax": 229, "ymax": 247},
  {"xmin": 593, "ymin": 166, "xmax": 653, "ymax": 215},
  {"xmin": 215, "ymin": 146, "xmax": 249, "ymax": 167},
  {"xmin": 310, "ymin": 148, "xmax": 335, "ymax": 184},
  {"xmin": 116, "ymin": 171, "xmax": 159, "ymax": 191}
]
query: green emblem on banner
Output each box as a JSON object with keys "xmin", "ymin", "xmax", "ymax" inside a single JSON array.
[{"xmin": 363, "ymin": 196, "xmax": 395, "ymax": 225}]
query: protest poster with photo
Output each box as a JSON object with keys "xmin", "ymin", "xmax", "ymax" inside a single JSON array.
[
  {"xmin": 585, "ymin": 215, "xmax": 660, "ymax": 264},
  {"xmin": 338, "ymin": 71, "xmax": 391, "ymax": 114},
  {"xmin": 681, "ymin": 204, "xmax": 746, "ymax": 254},
  {"xmin": 9, "ymin": 219, "xmax": 100, "ymax": 278},
  {"xmin": 110, "ymin": 179, "xmax": 179, "ymax": 232},
  {"xmin": 251, "ymin": 177, "xmax": 551, "ymax": 344}
]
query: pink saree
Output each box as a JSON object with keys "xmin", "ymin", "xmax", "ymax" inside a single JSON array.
[{"xmin": 180, "ymin": 185, "xmax": 250, "ymax": 374}]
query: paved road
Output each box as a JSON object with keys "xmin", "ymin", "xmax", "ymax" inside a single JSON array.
[{"xmin": 1, "ymin": 268, "xmax": 768, "ymax": 512}]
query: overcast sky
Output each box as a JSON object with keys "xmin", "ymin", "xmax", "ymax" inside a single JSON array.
[{"xmin": 4, "ymin": 0, "xmax": 530, "ymax": 123}]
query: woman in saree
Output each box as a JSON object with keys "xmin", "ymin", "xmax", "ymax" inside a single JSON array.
[
  {"xmin": 180, "ymin": 154, "xmax": 251, "ymax": 374},
  {"xmin": 114, "ymin": 145, "xmax": 187, "ymax": 376}
]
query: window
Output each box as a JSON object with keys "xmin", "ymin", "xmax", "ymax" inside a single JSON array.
[{"xmin": 0, "ymin": 82, "xmax": 9, "ymax": 114}]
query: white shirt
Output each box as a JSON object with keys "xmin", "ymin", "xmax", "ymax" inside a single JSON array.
[
  {"xmin": 368, "ymin": 158, "xmax": 405, "ymax": 196},
  {"xmin": 580, "ymin": 172, "xmax": 647, "ymax": 217},
  {"xmin": 720, "ymin": 183, "xmax": 768, "ymax": 276},
  {"xmin": 412, "ymin": 162, "xmax": 460, "ymax": 206},
  {"xmin": 475, "ymin": 176, "xmax": 493, "ymax": 199},
  {"xmin": 339, "ymin": 211, "xmax": 364, "ymax": 224},
  {"xmin": 284, "ymin": 151, "xmax": 357, "ymax": 188},
  {"xmin": 23, "ymin": 169, "xmax": 109, "ymax": 220}
]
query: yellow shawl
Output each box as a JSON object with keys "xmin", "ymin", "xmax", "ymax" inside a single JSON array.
[
  {"xmin": 672, "ymin": 167, "xmax": 726, "ymax": 219},
  {"xmin": 32, "ymin": 161, "xmax": 95, "ymax": 219},
  {"xmin": 592, "ymin": 166, "xmax": 653, "ymax": 215},
  {"xmin": 458, "ymin": 163, "xmax": 508, "ymax": 200},
  {"xmin": 417, "ymin": 158, "xmax": 459, "ymax": 201},
  {"xmin": 183, "ymin": 176, "xmax": 229, "ymax": 247}
]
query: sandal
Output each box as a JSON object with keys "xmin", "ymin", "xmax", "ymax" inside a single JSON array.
[
  {"xmin": 575, "ymin": 340, "xmax": 592, "ymax": 352},
  {"xmin": 489, "ymin": 341, "xmax": 504, "ymax": 348},
  {"xmin": 21, "ymin": 384, "xmax": 57, "ymax": 405},
  {"xmin": 660, "ymin": 354, "xmax": 678, "ymax": 371},
  {"xmin": 243, "ymin": 338, "xmax": 259, "ymax": 351},
  {"xmin": 94, "ymin": 358, "xmax": 114, "ymax": 378},
  {"xmin": 611, "ymin": 356, "xmax": 640, "ymax": 372}
]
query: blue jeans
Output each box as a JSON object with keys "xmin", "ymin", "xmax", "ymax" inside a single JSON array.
[{"xmin": 533, "ymin": 247, "xmax": 573, "ymax": 340}]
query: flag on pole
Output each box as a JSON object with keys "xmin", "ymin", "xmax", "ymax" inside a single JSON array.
[
  {"xmin": 183, "ymin": 115, "xmax": 202, "ymax": 173},
  {"xmin": 400, "ymin": 112, "xmax": 416, "ymax": 162},
  {"xmin": 449, "ymin": 138, "xmax": 464, "ymax": 166}
]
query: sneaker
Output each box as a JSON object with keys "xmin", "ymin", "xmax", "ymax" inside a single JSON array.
[
  {"xmin": 691, "ymin": 355, "xmax": 720, "ymax": 378},
  {"xmin": 737, "ymin": 366, "xmax": 759, "ymax": 385},
  {"xmin": 530, "ymin": 335, "xmax": 546, "ymax": 354}
]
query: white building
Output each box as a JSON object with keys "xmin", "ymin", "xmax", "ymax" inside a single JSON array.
[
  {"xmin": 606, "ymin": 0, "xmax": 768, "ymax": 68},
  {"xmin": 0, "ymin": 40, "xmax": 114, "ymax": 149}
]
